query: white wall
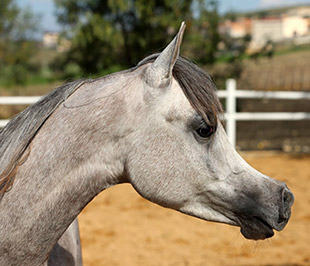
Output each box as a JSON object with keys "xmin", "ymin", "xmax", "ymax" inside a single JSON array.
[
  {"xmin": 251, "ymin": 19, "xmax": 283, "ymax": 47},
  {"xmin": 283, "ymin": 16, "xmax": 309, "ymax": 38}
]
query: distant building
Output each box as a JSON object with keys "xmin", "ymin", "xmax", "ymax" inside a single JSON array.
[
  {"xmin": 42, "ymin": 31, "xmax": 71, "ymax": 52},
  {"xmin": 283, "ymin": 15, "xmax": 309, "ymax": 38},
  {"xmin": 251, "ymin": 17, "xmax": 283, "ymax": 48},
  {"xmin": 219, "ymin": 18, "xmax": 252, "ymax": 38},
  {"xmin": 42, "ymin": 32, "xmax": 59, "ymax": 48},
  {"xmin": 250, "ymin": 15, "xmax": 309, "ymax": 49},
  {"xmin": 219, "ymin": 6, "xmax": 310, "ymax": 52}
]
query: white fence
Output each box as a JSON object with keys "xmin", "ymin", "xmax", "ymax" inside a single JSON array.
[
  {"xmin": 1, "ymin": 79, "xmax": 310, "ymax": 148},
  {"xmin": 0, "ymin": 96, "xmax": 41, "ymax": 128},
  {"xmin": 218, "ymin": 79, "xmax": 310, "ymax": 147}
]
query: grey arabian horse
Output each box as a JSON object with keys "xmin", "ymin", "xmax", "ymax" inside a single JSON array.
[{"xmin": 0, "ymin": 22, "xmax": 294, "ymax": 266}]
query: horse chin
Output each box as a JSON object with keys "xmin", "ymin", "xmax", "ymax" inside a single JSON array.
[{"xmin": 239, "ymin": 217, "xmax": 275, "ymax": 240}]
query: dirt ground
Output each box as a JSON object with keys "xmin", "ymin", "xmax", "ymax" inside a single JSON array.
[{"xmin": 78, "ymin": 153, "xmax": 310, "ymax": 266}]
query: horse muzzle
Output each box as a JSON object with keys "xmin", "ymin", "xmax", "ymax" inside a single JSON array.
[{"xmin": 238, "ymin": 185, "xmax": 294, "ymax": 240}]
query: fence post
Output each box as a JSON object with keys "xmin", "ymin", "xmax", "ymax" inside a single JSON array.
[{"xmin": 226, "ymin": 79, "xmax": 237, "ymax": 148}]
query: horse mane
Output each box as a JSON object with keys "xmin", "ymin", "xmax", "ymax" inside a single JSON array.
[
  {"xmin": 0, "ymin": 79, "xmax": 86, "ymax": 196},
  {"xmin": 0, "ymin": 55, "xmax": 222, "ymax": 197},
  {"xmin": 137, "ymin": 55, "xmax": 223, "ymax": 127}
]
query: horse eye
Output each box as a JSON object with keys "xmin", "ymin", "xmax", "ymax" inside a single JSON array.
[{"xmin": 196, "ymin": 124, "xmax": 214, "ymax": 138}]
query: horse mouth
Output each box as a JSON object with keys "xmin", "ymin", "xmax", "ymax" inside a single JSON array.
[{"xmin": 240, "ymin": 216, "xmax": 274, "ymax": 240}]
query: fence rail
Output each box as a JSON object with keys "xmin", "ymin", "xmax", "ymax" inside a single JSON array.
[
  {"xmin": 0, "ymin": 96, "xmax": 41, "ymax": 128},
  {"xmin": 219, "ymin": 79, "xmax": 310, "ymax": 147},
  {"xmin": 0, "ymin": 96, "xmax": 41, "ymax": 105},
  {"xmin": 1, "ymin": 80, "xmax": 310, "ymax": 148}
]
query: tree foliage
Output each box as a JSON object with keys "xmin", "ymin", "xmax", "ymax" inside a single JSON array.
[
  {"xmin": 54, "ymin": 0, "xmax": 220, "ymax": 76},
  {"xmin": 0, "ymin": 0, "xmax": 40, "ymax": 85}
]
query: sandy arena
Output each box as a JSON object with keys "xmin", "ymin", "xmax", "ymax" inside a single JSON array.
[{"xmin": 78, "ymin": 153, "xmax": 310, "ymax": 266}]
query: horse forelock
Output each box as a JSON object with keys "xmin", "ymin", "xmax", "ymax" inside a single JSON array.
[
  {"xmin": 137, "ymin": 54, "xmax": 223, "ymax": 127},
  {"xmin": 0, "ymin": 79, "xmax": 86, "ymax": 197}
]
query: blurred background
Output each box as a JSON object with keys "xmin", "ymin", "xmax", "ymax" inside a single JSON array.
[
  {"xmin": 1, "ymin": 1, "xmax": 309, "ymax": 266},
  {"xmin": 1, "ymin": 0, "xmax": 310, "ymax": 152}
]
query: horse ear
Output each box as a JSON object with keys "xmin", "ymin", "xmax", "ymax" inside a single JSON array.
[{"xmin": 145, "ymin": 21, "xmax": 186, "ymax": 88}]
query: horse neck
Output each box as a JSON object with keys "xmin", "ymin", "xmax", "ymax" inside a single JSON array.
[{"xmin": 0, "ymin": 76, "xmax": 135, "ymax": 265}]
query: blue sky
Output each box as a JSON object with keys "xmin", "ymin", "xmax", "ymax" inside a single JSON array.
[{"xmin": 16, "ymin": 0, "xmax": 310, "ymax": 32}]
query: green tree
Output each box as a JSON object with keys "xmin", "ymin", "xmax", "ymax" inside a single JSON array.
[
  {"xmin": 54, "ymin": 0, "xmax": 220, "ymax": 76},
  {"xmin": 186, "ymin": 0, "xmax": 220, "ymax": 64},
  {"xmin": 0, "ymin": 0, "xmax": 40, "ymax": 85}
]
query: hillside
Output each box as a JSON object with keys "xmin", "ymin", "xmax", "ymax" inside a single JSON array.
[
  {"xmin": 239, "ymin": 49, "xmax": 310, "ymax": 91},
  {"xmin": 210, "ymin": 48, "xmax": 310, "ymax": 91},
  {"xmin": 232, "ymin": 3, "xmax": 310, "ymax": 17}
]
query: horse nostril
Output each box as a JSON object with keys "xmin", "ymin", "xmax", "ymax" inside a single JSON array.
[
  {"xmin": 277, "ymin": 187, "xmax": 294, "ymax": 226},
  {"xmin": 283, "ymin": 188, "xmax": 294, "ymax": 208},
  {"xmin": 277, "ymin": 215, "xmax": 286, "ymax": 224}
]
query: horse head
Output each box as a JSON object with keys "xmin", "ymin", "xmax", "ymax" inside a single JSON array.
[{"xmin": 124, "ymin": 22, "xmax": 294, "ymax": 240}]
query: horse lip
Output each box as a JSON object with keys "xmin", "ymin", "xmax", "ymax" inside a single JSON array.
[
  {"xmin": 253, "ymin": 216, "xmax": 274, "ymax": 231},
  {"xmin": 239, "ymin": 216, "xmax": 275, "ymax": 240}
]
